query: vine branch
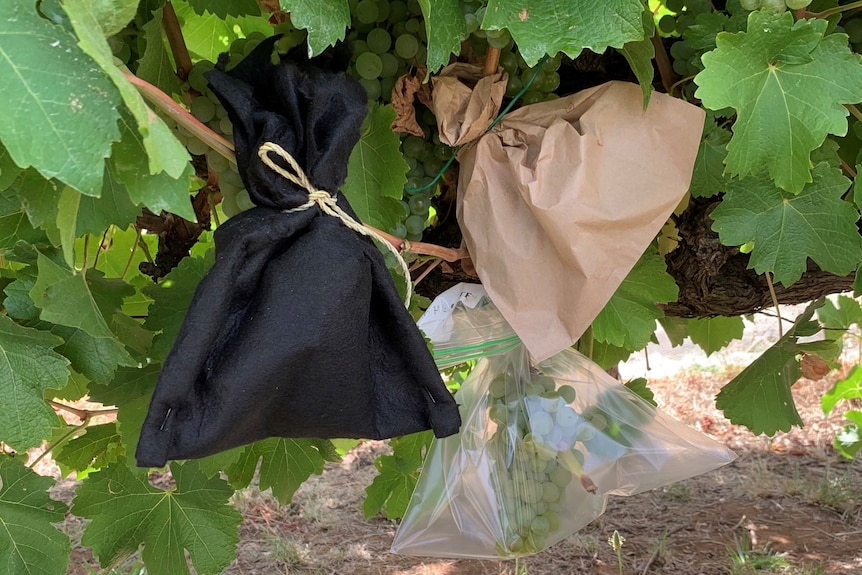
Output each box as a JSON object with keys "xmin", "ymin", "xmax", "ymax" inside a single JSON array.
[
  {"xmin": 162, "ymin": 1, "xmax": 193, "ymax": 81},
  {"xmin": 809, "ymin": 0, "xmax": 862, "ymax": 19},
  {"xmin": 125, "ymin": 74, "xmax": 468, "ymax": 263},
  {"xmin": 651, "ymin": 32, "xmax": 677, "ymax": 96},
  {"xmin": 49, "ymin": 400, "xmax": 119, "ymax": 420}
]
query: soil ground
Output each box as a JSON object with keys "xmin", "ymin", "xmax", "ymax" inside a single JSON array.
[{"xmin": 59, "ymin": 313, "xmax": 862, "ymax": 575}]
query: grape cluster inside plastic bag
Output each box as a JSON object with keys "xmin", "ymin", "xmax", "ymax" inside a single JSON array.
[{"xmin": 392, "ymin": 284, "xmax": 736, "ymax": 559}]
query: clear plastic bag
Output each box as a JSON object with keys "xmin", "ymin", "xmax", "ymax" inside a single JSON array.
[{"xmin": 393, "ymin": 286, "xmax": 736, "ymax": 559}]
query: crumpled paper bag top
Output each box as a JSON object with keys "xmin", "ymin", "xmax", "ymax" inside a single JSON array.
[
  {"xmin": 431, "ymin": 63, "xmax": 507, "ymax": 147},
  {"xmin": 432, "ymin": 73, "xmax": 704, "ymax": 361}
]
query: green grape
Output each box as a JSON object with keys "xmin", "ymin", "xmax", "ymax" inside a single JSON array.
[
  {"xmin": 374, "ymin": 0, "xmax": 390, "ymax": 22},
  {"xmin": 405, "ymin": 18, "xmax": 422, "ymax": 35},
  {"xmin": 555, "ymin": 405, "xmax": 578, "ymax": 428},
  {"xmin": 393, "ymin": 222, "xmax": 408, "ymax": 238},
  {"xmin": 489, "ymin": 404, "xmax": 509, "ymax": 424},
  {"xmin": 665, "ymin": 0, "xmax": 685, "ymax": 11},
  {"xmin": 187, "ymin": 137, "xmax": 207, "ymax": 156},
  {"xmin": 489, "ymin": 377, "xmax": 507, "ymax": 399},
  {"xmin": 500, "ymin": 51, "xmax": 519, "ymax": 74},
  {"xmin": 235, "ymin": 189, "xmax": 255, "ymax": 211},
  {"xmin": 845, "ymin": 19, "xmax": 862, "ymax": 44},
  {"xmin": 221, "ymin": 187, "xmax": 240, "ymax": 218},
  {"xmin": 522, "ymin": 90, "xmax": 543, "ymax": 105},
  {"xmin": 395, "ymin": 33, "xmax": 419, "ymax": 59},
  {"xmin": 672, "ymin": 58, "xmax": 688, "ymax": 76},
  {"xmin": 542, "ymin": 511, "xmax": 559, "ymax": 532},
  {"xmin": 423, "ymin": 157, "xmax": 444, "ymax": 179},
  {"xmin": 658, "ymin": 14, "xmax": 677, "ymax": 34},
  {"xmin": 354, "ymin": 0, "xmax": 378, "ymax": 23},
  {"xmin": 404, "ymin": 214, "xmax": 425, "ymax": 235},
  {"xmin": 190, "ymin": 97, "xmax": 216, "ymax": 123},
  {"xmin": 541, "ymin": 482, "xmax": 560, "ymax": 504},
  {"xmin": 219, "ymin": 117, "xmax": 233, "ymax": 136},
  {"xmin": 402, "ymin": 135, "xmax": 426, "ymax": 159},
  {"xmin": 505, "ymin": 76, "xmax": 524, "ymax": 98},
  {"xmin": 676, "ymin": 13, "xmax": 696, "ymax": 32},
  {"xmin": 379, "ymin": 52, "xmax": 399, "ymax": 77},
  {"xmin": 465, "ymin": 13, "xmax": 480, "ymax": 34},
  {"xmin": 408, "ymin": 193, "xmax": 430, "ymax": 215},
  {"xmin": 355, "ymin": 52, "xmax": 383, "ymax": 79},
  {"xmin": 358, "ymin": 77, "xmax": 381, "ymax": 100},
  {"xmin": 366, "ymin": 28, "xmax": 392, "ymax": 54},
  {"xmin": 548, "ymin": 465, "xmax": 572, "ymax": 488},
  {"xmin": 207, "ymin": 151, "xmax": 229, "ymax": 173},
  {"xmin": 540, "ymin": 71, "xmax": 560, "ymax": 92},
  {"xmin": 558, "ymin": 385, "xmax": 576, "ymax": 403},
  {"xmin": 220, "ymin": 167, "xmax": 243, "ymax": 188},
  {"xmin": 541, "ymin": 55, "xmax": 561, "ymax": 72},
  {"xmin": 761, "ymin": 0, "xmax": 786, "ymax": 11},
  {"xmin": 530, "ymin": 412, "xmax": 554, "ymax": 436},
  {"xmin": 350, "ymin": 39, "xmax": 369, "ymax": 56},
  {"xmin": 486, "ymin": 28, "xmax": 511, "ymax": 50},
  {"xmin": 380, "ymin": 76, "xmax": 396, "ymax": 101},
  {"xmin": 784, "ymin": 0, "xmax": 811, "ymax": 7},
  {"xmin": 388, "ymin": 0, "xmax": 408, "ymax": 23},
  {"xmin": 433, "ymin": 144, "xmax": 451, "ymax": 161}
]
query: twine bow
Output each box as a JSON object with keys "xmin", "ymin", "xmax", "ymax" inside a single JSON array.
[{"xmin": 258, "ymin": 142, "xmax": 412, "ymax": 308}]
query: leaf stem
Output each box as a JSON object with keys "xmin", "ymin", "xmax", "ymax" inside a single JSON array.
[
  {"xmin": 847, "ymin": 104, "xmax": 862, "ymax": 124},
  {"xmin": 810, "ymin": 0, "xmax": 862, "ymax": 19},
  {"xmin": 80, "ymin": 234, "xmax": 90, "ymax": 274},
  {"xmin": 49, "ymin": 400, "xmax": 119, "ymax": 420},
  {"xmin": 162, "ymin": 1, "xmax": 193, "ymax": 81},
  {"xmin": 27, "ymin": 421, "xmax": 87, "ymax": 470},
  {"xmin": 92, "ymin": 227, "xmax": 111, "ymax": 270},
  {"xmin": 765, "ymin": 271, "xmax": 783, "ymax": 338},
  {"xmin": 121, "ymin": 227, "xmax": 143, "ymax": 281}
]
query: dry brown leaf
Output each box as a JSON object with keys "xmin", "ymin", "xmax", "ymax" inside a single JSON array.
[
  {"xmin": 391, "ymin": 67, "xmax": 432, "ymax": 137},
  {"xmin": 800, "ymin": 353, "xmax": 831, "ymax": 381}
]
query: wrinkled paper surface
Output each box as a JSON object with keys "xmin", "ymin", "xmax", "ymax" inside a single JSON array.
[{"xmin": 432, "ymin": 69, "xmax": 704, "ymax": 361}]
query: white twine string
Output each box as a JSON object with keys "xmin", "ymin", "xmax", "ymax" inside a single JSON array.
[{"xmin": 258, "ymin": 142, "xmax": 412, "ymax": 308}]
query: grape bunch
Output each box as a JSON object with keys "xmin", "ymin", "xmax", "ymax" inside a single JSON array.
[
  {"xmin": 484, "ymin": 370, "xmax": 602, "ymax": 556},
  {"xmin": 346, "ymin": 0, "xmax": 427, "ymax": 103}
]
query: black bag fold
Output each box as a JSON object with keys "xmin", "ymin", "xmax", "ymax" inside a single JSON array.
[{"xmin": 135, "ymin": 40, "xmax": 461, "ymax": 468}]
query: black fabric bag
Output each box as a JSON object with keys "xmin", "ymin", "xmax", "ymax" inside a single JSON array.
[{"xmin": 135, "ymin": 40, "xmax": 461, "ymax": 468}]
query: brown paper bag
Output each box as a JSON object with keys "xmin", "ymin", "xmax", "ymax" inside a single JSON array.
[{"xmin": 432, "ymin": 76, "xmax": 704, "ymax": 361}]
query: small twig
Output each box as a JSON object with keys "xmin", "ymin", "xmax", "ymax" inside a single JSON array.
[
  {"xmin": 413, "ymin": 258, "xmax": 442, "ymax": 287},
  {"xmin": 93, "ymin": 227, "xmax": 111, "ymax": 270},
  {"xmin": 841, "ymin": 159, "xmax": 857, "ymax": 179},
  {"xmin": 848, "ymin": 104, "xmax": 862, "ymax": 124},
  {"xmin": 49, "ymin": 400, "xmax": 119, "ymax": 420},
  {"xmin": 162, "ymin": 1, "xmax": 193, "ymax": 81},
  {"xmin": 810, "ymin": 0, "xmax": 862, "ymax": 19},
  {"xmin": 483, "ymin": 46, "xmax": 501, "ymax": 76},
  {"xmin": 138, "ymin": 233, "xmax": 155, "ymax": 265},
  {"xmin": 27, "ymin": 421, "xmax": 86, "ymax": 470},
  {"xmin": 765, "ymin": 271, "xmax": 783, "ymax": 338},
  {"xmin": 121, "ymin": 227, "xmax": 143, "ymax": 281},
  {"xmin": 651, "ymin": 33, "xmax": 677, "ymax": 96},
  {"xmin": 80, "ymin": 234, "xmax": 90, "ymax": 273}
]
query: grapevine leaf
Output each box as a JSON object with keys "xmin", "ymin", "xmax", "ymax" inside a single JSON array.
[
  {"xmin": 3, "ymin": 268, "xmax": 39, "ymax": 321},
  {"xmin": 63, "ymin": 0, "xmax": 191, "ymax": 180},
  {"xmin": 481, "ymin": 0, "xmax": 646, "ymax": 67},
  {"xmin": 143, "ymin": 251, "xmax": 214, "ymax": 361},
  {"xmin": 690, "ymin": 118, "xmax": 731, "ymax": 198},
  {"xmin": 53, "ymin": 422, "xmax": 123, "ymax": 474},
  {"xmin": 0, "ymin": 456, "xmax": 70, "ymax": 575},
  {"xmin": 52, "ymin": 324, "xmax": 135, "ymax": 384},
  {"xmin": 76, "ymin": 165, "xmax": 140, "ymax": 237},
  {"xmin": 658, "ymin": 316, "xmax": 689, "ymax": 347},
  {"xmin": 822, "ymin": 364, "xmax": 862, "ymax": 415},
  {"xmin": 619, "ymin": 36, "xmax": 654, "ymax": 109},
  {"xmin": 624, "ymin": 378, "xmax": 656, "ymax": 406},
  {"xmin": 363, "ymin": 431, "xmax": 432, "ymax": 520},
  {"xmin": 0, "ymin": 0, "xmax": 121, "ymax": 195},
  {"xmin": 342, "ymin": 103, "xmax": 408, "ymax": 231},
  {"xmin": 834, "ymin": 412, "xmax": 862, "ymax": 459},
  {"xmin": 579, "ymin": 339, "xmax": 633, "ymax": 371},
  {"xmin": 88, "ymin": 363, "xmax": 161, "ymax": 467},
  {"xmin": 0, "ymin": 315, "xmax": 68, "ymax": 450},
  {"xmin": 278, "ymin": 0, "xmax": 350, "ymax": 55},
  {"xmin": 172, "ymin": 0, "xmax": 237, "ymax": 61},
  {"xmin": 686, "ymin": 315, "xmax": 745, "ymax": 356},
  {"xmin": 715, "ymin": 302, "xmax": 821, "ymax": 435},
  {"xmin": 818, "ymin": 294, "xmax": 862, "ymax": 330},
  {"xmin": 77, "ymin": 0, "xmax": 139, "ymax": 36},
  {"xmin": 110, "ymin": 112, "xmax": 196, "ymax": 222},
  {"xmin": 0, "ymin": 143, "xmax": 22, "ymax": 191},
  {"xmin": 187, "ymin": 0, "xmax": 261, "ymax": 17},
  {"xmin": 16, "ymin": 169, "xmax": 62, "ymax": 229},
  {"xmin": 137, "ymin": 8, "xmax": 184, "ymax": 98},
  {"xmin": 418, "ymin": 0, "xmax": 467, "ymax": 73},
  {"xmin": 30, "ymin": 253, "xmax": 115, "ymax": 339},
  {"xmin": 56, "ymin": 187, "xmax": 80, "ymax": 267},
  {"xmin": 710, "ymin": 162, "xmax": 862, "ymax": 286},
  {"xmin": 684, "ymin": 11, "xmax": 729, "ymax": 52},
  {"xmin": 590, "ymin": 249, "xmax": 679, "ymax": 350},
  {"xmin": 226, "ymin": 438, "xmax": 338, "ymax": 504},
  {"xmin": 0, "ymin": 189, "xmax": 47, "ymax": 250},
  {"xmin": 695, "ymin": 12, "xmax": 862, "ymax": 193},
  {"xmin": 73, "ymin": 461, "xmax": 242, "ymax": 575}
]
